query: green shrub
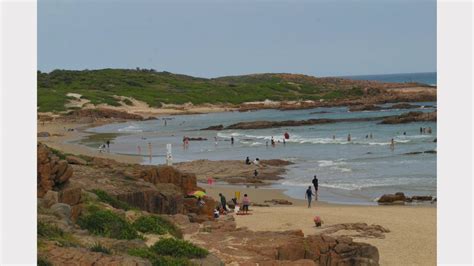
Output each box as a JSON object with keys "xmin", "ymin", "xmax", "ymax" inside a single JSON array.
[
  {"xmin": 128, "ymin": 248, "xmax": 194, "ymax": 266},
  {"xmin": 150, "ymin": 238, "xmax": 208, "ymax": 259},
  {"xmin": 37, "ymin": 256, "xmax": 52, "ymax": 266},
  {"xmin": 90, "ymin": 242, "xmax": 112, "ymax": 254},
  {"xmin": 37, "ymin": 221, "xmax": 79, "ymax": 247},
  {"xmin": 132, "ymin": 215, "xmax": 182, "ymax": 238},
  {"xmin": 91, "ymin": 189, "xmax": 133, "ymax": 210},
  {"xmin": 77, "ymin": 208, "xmax": 140, "ymax": 240}
]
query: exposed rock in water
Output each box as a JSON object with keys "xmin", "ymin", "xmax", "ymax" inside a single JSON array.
[
  {"xmin": 349, "ymin": 104, "xmax": 382, "ymax": 112},
  {"xmin": 200, "ymin": 124, "xmax": 224, "ymax": 131},
  {"xmin": 390, "ymin": 103, "xmax": 419, "ymax": 109},
  {"xmin": 188, "ymin": 137, "xmax": 208, "ymax": 141},
  {"xmin": 377, "ymin": 192, "xmax": 406, "ymax": 205},
  {"xmin": 37, "ymin": 143, "xmax": 74, "ymax": 197},
  {"xmin": 378, "ymin": 192, "xmax": 435, "ymax": 205},
  {"xmin": 219, "ymin": 116, "xmax": 390, "ymax": 130},
  {"xmin": 380, "ymin": 111, "xmax": 436, "ymax": 124}
]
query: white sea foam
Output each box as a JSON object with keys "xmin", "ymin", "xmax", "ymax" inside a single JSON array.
[{"xmin": 118, "ymin": 125, "xmax": 143, "ymax": 133}]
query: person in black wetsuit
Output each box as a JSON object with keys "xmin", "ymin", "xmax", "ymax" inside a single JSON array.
[{"xmin": 312, "ymin": 175, "xmax": 319, "ymax": 201}]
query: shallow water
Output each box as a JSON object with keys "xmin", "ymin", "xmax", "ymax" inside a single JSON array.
[{"xmin": 86, "ymin": 102, "xmax": 437, "ymax": 204}]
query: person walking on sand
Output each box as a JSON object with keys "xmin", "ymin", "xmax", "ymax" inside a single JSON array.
[
  {"xmin": 219, "ymin": 193, "xmax": 228, "ymax": 211},
  {"xmin": 242, "ymin": 194, "xmax": 250, "ymax": 214},
  {"xmin": 312, "ymin": 175, "xmax": 319, "ymax": 201},
  {"xmin": 305, "ymin": 186, "xmax": 315, "ymax": 208}
]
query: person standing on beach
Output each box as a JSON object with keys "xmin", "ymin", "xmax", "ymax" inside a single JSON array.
[
  {"xmin": 312, "ymin": 175, "xmax": 319, "ymax": 201},
  {"xmin": 305, "ymin": 186, "xmax": 315, "ymax": 208},
  {"xmin": 106, "ymin": 140, "xmax": 110, "ymax": 149},
  {"xmin": 219, "ymin": 193, "xmax": 228, "ymax": 211},
  {"xmin": 242, "ymin": 194, "xmax": 250, "ymax": 214},
  {"xmin": 245, "ymin": 156, "xmax": 251, "ymax": 165}
]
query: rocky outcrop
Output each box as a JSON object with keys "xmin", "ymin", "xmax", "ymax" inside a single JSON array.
[
  {"xmin": 380, "ymin": 111, "xmax": 436, "ymax": 124},
  {"xmin": 37, "ymin": 143, "xmax": 74, "ymax": 197},
  {"xmin": 175, "ymin": 215, "xmax": 380, "ymax": 265},
  {"xmin": 40, "ymin": 245, "xmax": 151, "ymax": 266},
  {"xmin": 377, "ymin": 192, "xmax": 435, "ymax": 205},
  {"xmin": 221, "ymin": 116, "xmax": 389, "ymax": 130},
  {"xmin": 377, "ymin": 192, "xmax": 406, "ymax": 205},
  {"xmin": 349, "ymin": 104, "xmax": 382, "ymax": 112},
  {"xmin": 200, "ymin": 124, "xmax": 224, "ymax": 131},
  {"xmin": 138, "ymin": 166, "xmax": 198, "ymax": 194}
]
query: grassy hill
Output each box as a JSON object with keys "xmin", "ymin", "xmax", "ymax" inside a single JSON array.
[{"xmin": 37, "ymin": 68, "xmax": 425, "ymax": 112}]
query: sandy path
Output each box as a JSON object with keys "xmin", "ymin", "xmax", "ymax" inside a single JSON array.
[{"xmin": 203, "ymin": 184, "xmax": 436, "ymax": 266}]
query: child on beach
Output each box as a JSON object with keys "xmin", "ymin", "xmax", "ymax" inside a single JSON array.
[
  {"xmin": 305, "ymin": 186, "xmax": 315, "ymax": 208},
  {"xmin": 242, "ymin": 194, "xmax": 250, "ymax": 214}
]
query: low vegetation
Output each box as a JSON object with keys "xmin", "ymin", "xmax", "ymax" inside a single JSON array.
[
  {"xmin": 89, "ymin": 242, "xmax": 112, "ymax": 254},
  {"xmin": 77, "ymin": 206, "xmax": 140, "ymax": 240},
  {"xmin": 150, "ymin": 238, "xmax": 208, "ymax": 259},
  {"xmin": 37, "ymin": 221, "xmax": 79, "ymax": 247},
  {"xmin": 37, "ymin": 69, "xmax": 394, "ymax": 112},
  {"xmin": 132, "ymin": 215, "xmax": 182, "ymax": 238},
  {"xmin": 128, "ymin": 238, "xmax": 208, "ymax": 265}
]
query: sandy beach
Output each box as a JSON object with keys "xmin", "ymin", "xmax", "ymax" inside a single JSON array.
[
  {"xmin": 37, "ymin": 120, "xmax": 142, "ymax": 164},
  {"xmin": 203, "ymin": 184, "xmax": 436, "ymax": 266},
  {"xmin": 38, "ymin": 117, "xmax": 437, "ymax": 265}
]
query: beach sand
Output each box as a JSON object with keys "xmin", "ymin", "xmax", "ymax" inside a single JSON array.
[
  {"xmin": 37, "ymin": 118, "xmax": 437, "ymax": 266},
  {"xmin": 203, "ymin": 184, "xmax": 436, "ymax": 266},
  {"xmin": 37, "ymin": 121, "xmax": 142, "ymax": 164}
]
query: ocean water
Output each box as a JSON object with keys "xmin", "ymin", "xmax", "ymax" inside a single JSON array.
[
  {"xmin": 85, "ymin": 102, "xmax": 437, "ymax": 205},
  {"xmin": 341, "ymin": 72, "xmax": 437, "ymax": 86}
]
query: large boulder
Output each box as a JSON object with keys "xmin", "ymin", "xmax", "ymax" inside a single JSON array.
[
  {"xmin": 377, "ymin": 192, "xmax": 406, "ymax": 204},
  {"xmin": 37, "ymin": 143, "xmax": 73, "ymax": 197}
]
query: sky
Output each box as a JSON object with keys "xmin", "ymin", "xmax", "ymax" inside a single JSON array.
[{"xmin": 38, "ymin": 0, "xmax": 436, "ymax": 78}]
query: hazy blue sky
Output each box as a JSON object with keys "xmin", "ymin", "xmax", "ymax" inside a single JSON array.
[{"xmin": 38, "ymin": 0, "xmax": 436, "ymax": 78}]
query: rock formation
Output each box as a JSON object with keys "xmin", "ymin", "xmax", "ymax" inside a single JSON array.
[{"xmin": 37, "ymin": 143, "xmax": 74, "ymax": 197}]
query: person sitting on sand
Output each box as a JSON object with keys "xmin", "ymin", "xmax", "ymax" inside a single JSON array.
[
  {"xmin": 245, "ymin": 156, "xmax": 251, "ymax": 165},
  {"xmin": 213, "ymin": 208, "xmax": 220, "ymax": 219},
  {"xmin": 305, "ymin": 186, "xmax": 315, "ymax": 208},
  {"xmin": 253, "ymin": 158, "xmax": 260, "ymax": 165},
  {"xmin": 242, "ymin": 194, "xmax": 250, "ymax": 214},
  {"xmin": 219, "ymin": 193, "xmax": 228, "ymax": 211}
]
